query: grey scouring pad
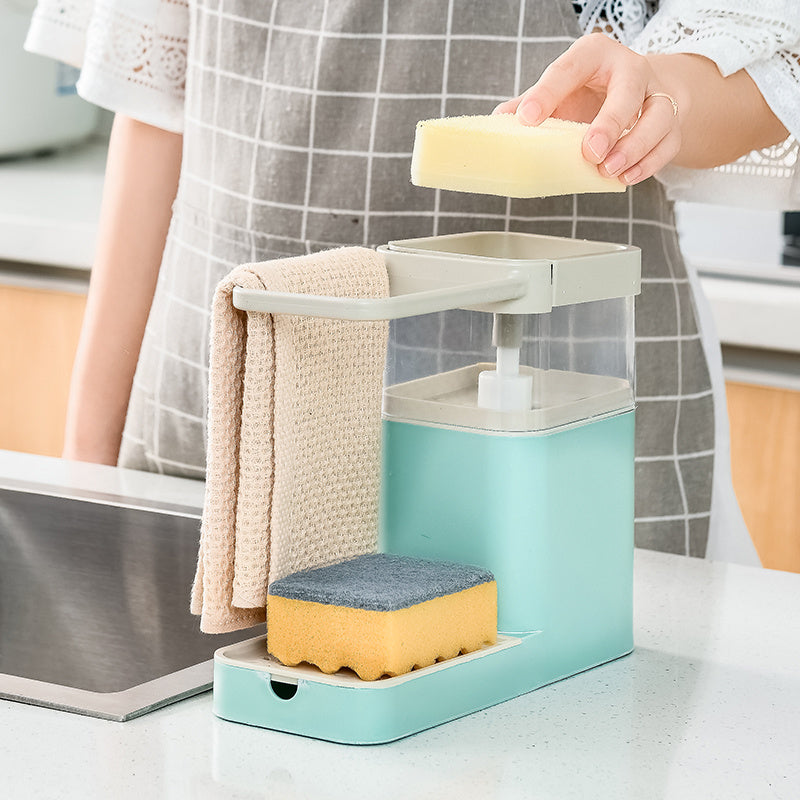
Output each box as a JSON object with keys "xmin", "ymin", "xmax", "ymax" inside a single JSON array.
[{"xmin": 267, "ymin": 552, "xmax": 495, "ymax": 611}]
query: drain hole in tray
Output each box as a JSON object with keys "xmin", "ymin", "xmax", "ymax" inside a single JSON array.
[{"xmin": 270, "ymin": 679, "xmax": 298, "ymax": 700}]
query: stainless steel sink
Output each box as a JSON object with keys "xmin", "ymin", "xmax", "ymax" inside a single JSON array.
[{"xmin": 0, "ymin": 480, "xmax": 262, "ymax": 721}]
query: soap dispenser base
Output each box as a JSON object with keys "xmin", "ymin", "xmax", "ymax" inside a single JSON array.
[{"xmin": 212, "ymin": 629, "xmax": 632, "ymax": 745}]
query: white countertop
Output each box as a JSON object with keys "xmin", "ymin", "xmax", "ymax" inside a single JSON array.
[
  {"xmin": 0, "ymin": 448, "xmax": 205, "ymax": 512},
  {"xmin": 2, "ymin": 546, "xmax": 799, "ymax": 800}
]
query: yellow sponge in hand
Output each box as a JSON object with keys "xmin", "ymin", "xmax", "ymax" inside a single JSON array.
[
  {"xmin": 410, "ymin": 114, "xmax": 625, "ymax": 198},
  {"xmin": 267, "ymin": 554, "xmax": 497, "ymax": 681}
]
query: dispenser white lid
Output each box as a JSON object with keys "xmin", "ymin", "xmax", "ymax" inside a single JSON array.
[{"xmin": 383, "ymin": 230, "xmax": 641, "ymax": 314}]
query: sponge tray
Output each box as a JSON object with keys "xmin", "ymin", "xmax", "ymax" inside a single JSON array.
[{"xmin": 216, "ymin": 634, "xmax": 522, "ymax": 689}]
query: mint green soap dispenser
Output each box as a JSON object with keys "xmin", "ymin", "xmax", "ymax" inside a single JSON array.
[{"xmin": 213, "ymin": 230, "xmax": 641, "ymax": 744}]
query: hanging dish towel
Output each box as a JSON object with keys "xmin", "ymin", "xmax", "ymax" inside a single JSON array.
[{"xmin": 191, "ymin": 247, "xmax": 390, "ymax": 634}]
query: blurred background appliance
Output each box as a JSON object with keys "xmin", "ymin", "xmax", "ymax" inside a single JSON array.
[
  {"xmin": 784, "ymin": 212, "xmax": 800, "ymax": 267},
  {"xmin": 0, "ymin": 0, "xmax": 98, "ymax": 157}
]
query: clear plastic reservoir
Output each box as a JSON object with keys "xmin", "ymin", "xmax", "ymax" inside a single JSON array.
[{"xmin": 382, "ymin": 230, "xmax": 638, "ymax": 434}]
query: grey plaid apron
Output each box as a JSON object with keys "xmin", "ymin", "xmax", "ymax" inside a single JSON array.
[{"xmin": 119, "ymin": 0, "xmax": 715, "ymax": 558}]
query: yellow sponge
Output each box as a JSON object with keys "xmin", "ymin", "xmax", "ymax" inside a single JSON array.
[
  {"xmin": 267, "ymin": 554, "xmax": 497, "ymax": 681},
  {"xmin": 410, "ymin": 114, "xmax": 625, "ymax": 198}
]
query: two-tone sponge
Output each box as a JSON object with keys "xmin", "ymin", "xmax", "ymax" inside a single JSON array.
[{"xmin": 266, "ymin": 553, "xmax": 497, "ymax": 681}]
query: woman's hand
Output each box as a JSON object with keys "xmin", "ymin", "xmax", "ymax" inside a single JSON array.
[
  {"xmin": 494, "ymin": 33, "xmax": 685, "ymax": 186},
  {"xmin": 496, "ymin": 32, "xmax": 789, "ymax": 184}
]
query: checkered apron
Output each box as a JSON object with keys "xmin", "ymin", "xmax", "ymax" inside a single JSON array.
[{"xmin": 119, "ymin": 0, "xmax": 715, "ymax": 557}]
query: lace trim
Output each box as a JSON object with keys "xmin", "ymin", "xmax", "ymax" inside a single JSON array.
[
  {"xmin": 26, "ymin": 0, "xmax": 188, "ymax": 129},
  {"xmin": 632, "ymin": 8, "xmax": 800, "ymax": 74},
  {"xmin": 82, "ymin": 1, "xmax": 187, "ymax": 97},
  {"xmin": 724, "ymin": 138, "xmax": 798, "ymax": 179},
  {"xmin": 573, "ymin": 1, "xmax": 658, "ymax": 44}
]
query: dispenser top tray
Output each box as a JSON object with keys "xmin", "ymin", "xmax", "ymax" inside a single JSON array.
[
  {"xmin": 384, "ymin": 363, "xmax": 634, "ymax": 433},
  {"xmin": 232, "ymin": 231, "xmax": 640, "ymax": 319}
]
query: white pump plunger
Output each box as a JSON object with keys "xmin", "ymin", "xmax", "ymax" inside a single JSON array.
[{"xmin": 477, "ymin": 313, "xmax": 533, "ymax": 412}]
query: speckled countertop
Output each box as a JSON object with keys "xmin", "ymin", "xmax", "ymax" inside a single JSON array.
[{"xmin": 4, "ymin": 545, "xmax": 799, "ymax": 800}]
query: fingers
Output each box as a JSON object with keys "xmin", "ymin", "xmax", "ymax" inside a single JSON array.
[
  {"xmin": 520, "ymin": 34, "xmax": 649, "ymax": 128},
  {"xmin": 599, "ymin": 95, "xmax": 682, "ymax": 184},
  {"xmin": 579, "ymin": 50, "xmax": 652, "ymax": 164},
  {"xmin": 493, "ymin": 34, "xmax": 612, "ymax": 123},
  {"xmin": 617, "ymin": 134, "xmax": 681, "ymax": 185},
  {"xmin": 582, "ymin": 73, "xmax": 649, "ymax": 164},
  {"xmin": 492, "ymin": 96, "xmax": 522, "ymax": 116},
  {"xmin": 494, "ymin": 33, "xmax": 684, "ymax": 186}
]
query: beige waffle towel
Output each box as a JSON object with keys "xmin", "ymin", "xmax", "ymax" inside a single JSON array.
[{"xmin": 190, "ymin": 247, "xmax": 390, "ymax": 633}]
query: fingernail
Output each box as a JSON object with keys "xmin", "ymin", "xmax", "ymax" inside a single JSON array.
[
  {"xmin": 622, "ymin": 165, "xmax": 643, "ymax": 185},
  {"xmin": 518, "ymin": 99, "xmax": 542, "ymax": 125},
  {"xmin": 603, "ymin": 152, "xmax": 626, "ymax": 176},
  {"xmin": 587, "ymin": 132, "xmax": 609, "ymax": 161}
]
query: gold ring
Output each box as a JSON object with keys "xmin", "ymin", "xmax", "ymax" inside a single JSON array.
[{"xmin": 645, "ymin": 92, "xmax": 679, "ymax": 117}]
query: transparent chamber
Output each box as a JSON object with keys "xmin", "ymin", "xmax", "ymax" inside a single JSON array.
[{"xmin": 381, "ymin": 231, "xmax": 638, "ymax": 434}]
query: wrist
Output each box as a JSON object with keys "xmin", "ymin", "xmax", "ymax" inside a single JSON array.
[{"xmin": 643, "ymin": 52, "xmax": 788, "ymax": 169}]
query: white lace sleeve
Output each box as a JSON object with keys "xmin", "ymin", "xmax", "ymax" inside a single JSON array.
[
  {"xmin": 25, "ymin": 0, "xmax": 188, "ymax": 134},
  {"xmin": 631, "ymin": 0, "xmax": 800, "ymax": 209},
  {"xmin": 575, "ymin": 1, "xmax": 659, "ymax": 44}
]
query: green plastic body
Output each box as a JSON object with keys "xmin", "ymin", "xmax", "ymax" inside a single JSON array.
[
  {"xmin": 380, "ymin": 411, "xmax": 635, "ymax": 640},
  {"xmin": 212, "ymin": 411, "xmax": 635, "ymax": 744}
]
